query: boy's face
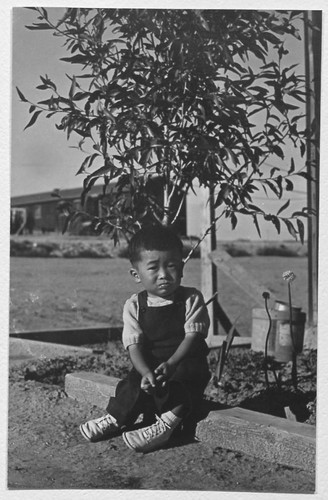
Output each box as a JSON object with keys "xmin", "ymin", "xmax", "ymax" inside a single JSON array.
[{"xmin": 130, "ymin": 248, "xmax": 184, "ymax": 298}]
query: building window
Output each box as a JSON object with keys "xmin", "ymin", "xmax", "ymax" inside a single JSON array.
[{"xmin": 34, "ymin": 205, "xmax": 42, "ymax": 219}]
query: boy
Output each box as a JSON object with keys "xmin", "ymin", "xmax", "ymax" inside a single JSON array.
[{"xmin": 80, "ymin": 225, "xmax": 211, "ymax": 453}]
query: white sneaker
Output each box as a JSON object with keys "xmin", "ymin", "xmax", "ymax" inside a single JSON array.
[
  {"xmin": 122, "ymin": 415, "xmax": 173, "ymax": 453},
  {"xmin": 79, "ymin": 414, "xmax": 119, "ymax": 442}
]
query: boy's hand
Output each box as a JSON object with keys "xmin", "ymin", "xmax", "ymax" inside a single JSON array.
[
  {"xmin": 154, "ymin": 362, "xmax": 176, "ymax": 387},
  {"xmin": 140, "ymin": 371, "xmax": 156, "ymax": 394}
]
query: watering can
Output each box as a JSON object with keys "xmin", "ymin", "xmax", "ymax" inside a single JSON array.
[{"xmin": 252, "ymin": 301, "xmax": 306, "ymax": 362}]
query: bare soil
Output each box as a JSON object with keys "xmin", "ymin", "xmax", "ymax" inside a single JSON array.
[
  {"xmin": 7, "ymin": 379, "xmax": 315, "ymax": 492},
  {"xmin": 8, "ymin": 344, "xmax": 316, "ymax": 492}
]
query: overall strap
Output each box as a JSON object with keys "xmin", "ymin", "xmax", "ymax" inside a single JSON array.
[
  {"xmin": 174, "ymin": 286, "xmax": 186, "ymax": 305},
  {"xmin": 137, "ymin": 290, "xmax": 148, "ymax": 315}
]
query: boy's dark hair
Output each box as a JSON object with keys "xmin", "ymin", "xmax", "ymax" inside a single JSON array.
[{"xmin": 128, "ymin": 225, "xmax": 183, "ymax": 264}]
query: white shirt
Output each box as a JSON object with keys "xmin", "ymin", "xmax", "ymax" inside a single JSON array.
[{"xmin": 122, "ymin": 286, "xmax": 210, "ymax": 349}]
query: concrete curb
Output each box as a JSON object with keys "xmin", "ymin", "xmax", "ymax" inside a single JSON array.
[
  {"xmin": 65, "ymin": 371, "xmax": 315, "ymax": 472},
  {"xmin": 9, "ymin": 326, "xmax": 122, "ymax": 346},
  {"xmin": 65, "ymin": 372, "xmax": 120, "ymax": 409}
]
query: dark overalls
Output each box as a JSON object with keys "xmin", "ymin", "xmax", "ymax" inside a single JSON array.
[{"xmin": 106, "ymin": 287, "xmax": 211, "ymax": 429}]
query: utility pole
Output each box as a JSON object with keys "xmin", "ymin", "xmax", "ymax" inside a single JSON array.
[
  {"xmin": 200, "ymin": 185, "xmax": 219, "ymax": 346},
  {"xmin": 304, "ymin": 11, "xmax": 321, "ymax": 348}
]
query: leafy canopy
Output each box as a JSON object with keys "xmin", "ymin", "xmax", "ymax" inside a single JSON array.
[{"xmin": 17, "ymin": 8, "xmax": 315, "ymax": 243}]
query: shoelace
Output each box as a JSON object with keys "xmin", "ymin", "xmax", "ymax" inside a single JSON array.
[
  {"xmin": 143, "ymin": 416, "xmax": 169, "ymax": 442},
  {"xmin": 97, "ymin": 415, "xmax": 113, "ymax": 431}
]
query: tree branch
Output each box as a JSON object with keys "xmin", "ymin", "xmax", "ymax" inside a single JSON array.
[{"xmin": 183, "ymin": 210, "xmax": 226, "ymax": 264}]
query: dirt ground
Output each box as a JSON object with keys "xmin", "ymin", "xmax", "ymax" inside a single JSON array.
[
  {"xmin": 7, "ymin": 248, "xmax": 315, "ymax": 492},
  {"xmin": 8, "ymin": 377, "xmax": 315, "ymax": 492},
  {"xmin": 10, "ymin": 255, "xmax": 308, "ymax": 336},
  {"xmin": 7, "ymin": 341, "xmax": 316, "ymax": 493}
]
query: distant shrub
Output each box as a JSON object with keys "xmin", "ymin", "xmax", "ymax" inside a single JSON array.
[
  {"xmin": 116, "ymin": 244, "xmax": 130, "ymax": 259},
  {"xmin": 224, "ymin": 244, "xmax": 252, "ymax": 257},
  {"xmin": 256, "ymin": 245, "xmax": 299, "ymax": 257},
  {"xmin": 10, "ymin": 240, "xmax": 59, "ymax": 257},
  {"xmin": 116, "ymin": 238, "xmax": 201, "ymax": 259},
  {"xmin": 10, "ymin": 239, "xmax": 112, "ymax": 258}
]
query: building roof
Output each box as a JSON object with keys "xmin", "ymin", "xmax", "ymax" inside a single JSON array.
[{"xmin": 11, "ymin": 185, "xmax": 105, "ymax": 207}]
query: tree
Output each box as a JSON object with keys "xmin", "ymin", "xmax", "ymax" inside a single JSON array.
[{"xmin": 17, "ymin": 8, "xmax": 315, "ymax": 243}]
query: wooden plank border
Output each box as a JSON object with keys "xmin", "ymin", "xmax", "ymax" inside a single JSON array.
[
  {"xmin": 65, "ymin": 371, "xmax": 315, "ymax": 472},
  {"xmin": 197, "ymin": 406, "xmax": 315, "ymax": 472}
]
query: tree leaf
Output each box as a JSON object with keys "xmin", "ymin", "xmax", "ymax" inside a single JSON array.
[
  {"xmin": 25, "ymin": 23, "xmax": 53, "ymax": 30},
  {"xmin": 24, "ymin": 110, "xmax": 43, "ymax": 130},
  {"xmin": 248, "ymin": 203, "xmax": 264, "ymax": 213},
  {"xmin": 265, "ymin": 180, "xmax": 280, "ymax": 198},
  {"xmin": 271, "ymin": 215, "xmax": 281, "ymax": 234},
  {"xmin": 252, "ymin": 214, "xmax": 262, "ymax": 238},
  {"xmin": 60, "ymin": 54, "xmax": 89, "ymax": 64},
  {"xmin": 61, "ymin": 210, "xmax": 86, "ymax": 235},
  {"xmin": 215, "ymin": 184, "xmax": 231, "ymax": 207},
  {"xmin": 291, "ymin": 113, "xmax": 306, "ymax": 124},
  {"xmin": 231, "ymin": 213, "xmax": 238, "ymax": 230},
  {"xmin": 277, "ymin": 199, "xmax": 290, "ymax": 216},
  {"xmin": 88, "ymin": 165, "xmax": 112, "ymax": 178},
  {"xmin": 76, "ymin": 155, "xmax": 91, "ymax": 176},
  {"xmin": 72, "ymin": 91, "xmax": 88, "ymax": 101},
  {"xmin": 283, "ymin": 219, "xmax": 297, "ymax": 239},
  {"xmin": 288, "ymin": 158, "xmax": 295, "ymax": 174},
  {"xmin": 69, "ymin": 76, "xmax": 76, "ymax": 100},
  {"xmin": 276, "ymin": 175, "xmax": 283, "ymax": 198},
  {"xmin": 285, "ymin": 178, "xmax": 294, "ymax": 191},
  {"xmin": 272, "ymin": 145, "xmax": 284, "ymax": 159},
  {"xmin": 16, "ymin": 87, "xmax": 28, "ymax": 102},
  {"xmin": 270, "ymin": 166, "xmax": 279, "ymax": 177},
  {"xmin": 296, "ymin": 218, "xmax": 305, "ymax": 244},
  {"xmin": 81, "ymin": 176, "xmax": 99, "ymax": 206},
  {"xmin": 74, "ymin": 128, "xmax": 91, "ymax": 138},
  {"xmin": 296, "ymin": 171, "xmax": 314, "ymax": 182},
  {"xmin": 88, "ymin": 153, "xmax": 100, "ymax": 170}
]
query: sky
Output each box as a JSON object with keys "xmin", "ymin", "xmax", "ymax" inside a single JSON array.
[
  {"xmin": 11, "ymin": 7, "xmax": 313, "ymax": 239},
  {"xmin": 11, "ymin": 7, "xmax": 88, "ymax": 196}
]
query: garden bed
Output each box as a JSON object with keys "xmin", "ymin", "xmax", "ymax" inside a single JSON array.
[{"xmin": 9, "ymin": 342, "xmax": 316, "ymax": 425}]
